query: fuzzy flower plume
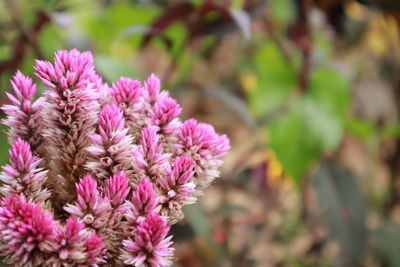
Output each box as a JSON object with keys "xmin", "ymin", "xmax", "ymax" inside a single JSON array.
[
  {"xmin": 34, "ymin": 49, "xmax": 102, "ymax": 201},
  {"xmin": 86, "ymin": 103, "xmax": 135, "ymax": 182},
  {"xmin": 0, "ymin": 49, "xmax": 229, "ymax": 266},
  {"xmin": 124, "ymin": 178, "xmax": 159, "ymax": 228},
  {"xmin": 0, "ymin": 194, "xmax": 60, "ymax": 266},
  {"xmin": 64, "ymin": 174, "xmax": 111, "ymax": 229},
  {"xmin": 158, "ymin": 155, "xmax": 196, "ymax": 223},
  {"xmin": 120, "ymin": 212, "xmax": 174, "ymax": 267},
  {"xmin": 47, "ymin": 217, "xmax": 105, "ymax": 266},
  {"xmin": 2, "ymin": 71, "xmax": 44, "ymax": 150},
  {"xmin": 178, "ymin": 119, "xmax": 230, "ymax": 191},
  {"xmin": 0, "ymin": 138, "xmax": 49, "ymax": 202},
  {"xmin": 111, "ymin": 77, "xmax": 143, "ymax": 136}
]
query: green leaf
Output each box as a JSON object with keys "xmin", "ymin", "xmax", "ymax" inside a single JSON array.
[
  {"xmin": 94, "ymin": 55, "xmax": 139, "ymax": 82},
  {"xmin": 268, "ymin": 98, "xmax": 343, "ymax": 183},
  {"xmin": 311, "ymin": 160, "xmax": 367, "ymax": 266},
  {"xmin": 268, "ymin": 67, "xmax": 350, "ymax": 183},
  {"xmin": 248, "ymin": 42, "xmax": 297, "ymax": 116}
]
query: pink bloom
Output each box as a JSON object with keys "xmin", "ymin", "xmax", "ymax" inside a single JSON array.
[
  {"xmin": 159, "ymin": 155, "xmax": 196, "ymax": 223},
  {"xmin": 178, "ymin": 119, "xmax": 230, "ymax": 190},
  {"xmin": 34, "ymin": 49, "xmax": 101, "ymax": 199},
  {"xmin": 1, "ymin": 71, "xmax": 44, "ymax": 150},
  {"xmin": 151, "ymin": 96, "xmax": 181, "ymax": 129},
  {"xmin": 0, "ymin": 194, "xmax": 60, "ymax": 266},
  {"xmin": 0, "ymin": 138, "xmax": 49, "ymax": 202},
  {"xmin": 0, "ymin": 49, "xmax": 230, "ymax": 266},
  {"xmin": 111, "ymin": 77, "xmax": 143, "ymax": 107},
  {"xmin": 64, "ymin": 174, "xmax": 112, "ymax": 229},
  {"xmin": 86, "ymin": 104, "xmax": 136, "ymax": 182},
  {"xmin": 133, "ymin": 125, "xmax": 170, "ymax": 181},
  {"xmin": 124, "ymin": 178, "xmax": 159, "ymax": 227},
  {"xmin": 143, "ymin": 74, "xmax": 162, "ymax": 105},
  {"xmin": 47, "ymin": 217, "xmax": 105, "ymax": 266},
  {"xmin": 105, "ymin": 170, "xmax": 131, "ymax": 207},
  {"xmin": 120, "ymin": 212, "xmax": 174, "ymax": 267}
]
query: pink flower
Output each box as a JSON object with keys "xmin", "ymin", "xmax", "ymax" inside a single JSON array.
[
  {"xmin": 178, "ymin": 119, "xmax": 230, "ymax": 190},
  {"xmin": 120, "ymin": 212, "xmax": 174, "ymax": 267},
  {"xmin": 111, "ymin": 77, "xmax": 143, "ymax": 107},
  {"xmin": 0, "ymin": 194, "xmax": 60, "ymax": 266},
  {"xmin": 143, "ymin": 74, "xmax": 162, "ymax": 104},
  {"xmin": 86, "ymin": 104, "xmax": 136, "ymax": 182},
  {"xmin": 0, "ymin": 138, "xmax": 49, "ymax": 202},
  {"xmin": 158, "ymin": 155, "xmax": 196, "ymax": 223},
  {"xmin": 1, "ymin": 71, "xmax": 44, "ymax": 149},
  {"xmin": 47, "ymin": 217, "xmax": 105, "ymax": 266},
  {"xmin": 0, "ymin": 49, "xmax": 230, "ymax": 266},
  {"xmin": 111, "ymin": 77, "xmax": 144, "ymax": 138},
  {"xmin": 64, "ymin": 174, "xmax": 112, "ymax": 229},
  {"xmin": 124, "ymin": 178, "xmax": 159, "ymax": 227},
  {"xmin": 34, "ymin": 49, "xmax": 101, "ymax": 199},
  {"xmin": 133, "ymin": 125, "xmax": 170, "ymax": 181},
  {"xmin": 105, "ymin": 171, "xmax": 131, "ymax": 207}
]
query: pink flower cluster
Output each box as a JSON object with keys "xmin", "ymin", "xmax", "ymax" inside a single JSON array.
[{"xmin": 0, "ymin": 49, "xmax": 229, "ymax": 266}]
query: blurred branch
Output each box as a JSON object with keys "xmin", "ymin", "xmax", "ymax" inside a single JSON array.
[
  {"xmin": 5, "ymin": 0, "xmax": 46, "ymax": 59},
  {"xmin": 0, "ymin": 5, "xmax": 50, "ymax": 75},
  {"xmin": 290, "ymin": 0, "xmax": 313, "ymax": 92}
]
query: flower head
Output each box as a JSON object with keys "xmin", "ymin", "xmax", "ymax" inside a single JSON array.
[
  {"xmin": 120, "ymin": 212, "xmax": 174, "ymax": 267},
  {"xmin": 105, "ymin": 170, "xmax": 131, "ymax": 207},
  {"xmin": 0, "ymin": 49, "xmax": 230, "ymax": 267},
  {"xmin": 0, "ymin": 138, "xmax": 49, "ymax": 202},
  {"xmin": 64, "ymin": 174, "xmax": 112, "ymax": 229},
  {"xmin": 47, "ymin": 217, "xmax": 105, "ymax": 266},
  {"xmin": 1, "ymin": 71, "xmax": 44, "ymax": 148},
  {"xmin": 178, "ymin": 119, "xmax": 230, "ymax": 190},
  {"xmin": 0, "ymin": 194, "xmax": 60, "ymax": 266}
]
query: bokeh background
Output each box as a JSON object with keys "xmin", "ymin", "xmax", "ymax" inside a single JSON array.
[{"xmin": 1, "ymin": 0, "xmax": 400, "ymax": 266}]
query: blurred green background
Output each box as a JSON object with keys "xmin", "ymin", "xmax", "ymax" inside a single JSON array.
[{"xmin": 1, "ymin": 0, "xmax": 400, "ymax": 266}]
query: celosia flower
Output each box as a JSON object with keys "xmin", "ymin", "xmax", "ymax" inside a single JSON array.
[
  {"xmin": 178, "ymin": 119, "xmax": 230, "ymax": 191},
  {"xmin": 34, "ymin": 49, "xmax": 102, "ymax": 201},
  {"xmin": 64, "ymin": 174, "xmax": 112, "ymax": 229},
  {"xmin": 158, "ymin": 155, "xmax": 196, "ymax": 223},
  {"xmin": 151, "ymin": 96, "xmax": 182, "ymax": 151},
  {"xmin": 105, "ymin": 170, "xmax": 131, "ymax": 207},
  {"xmin": 0, "ymin": 49, "xmax": 229, "ymax": 266},
  {"xmin": 0, "ymin": 138, "xmax": 49, "ymax": 202},
  {"xmin": 0, "ymin": 194, "xmax": 60, "ymax": 266},
  {"xmin": 143, "ymin": 73, "xmax": 164, "ymax": 105},
  {"xmin": 124, "ymin": 178, "xmax": 159, "ymax": 227},
  {"xmin": 111, "ymin": 77, "xmax": 144, "ymax": 136},
  {"xmin": 86, "ymin": 104, "xmax": 135, "ymax": 182},
  {"xmin": 1, "ymin": 71, "xmax": 44, "ymax": 150},
  {"xmin": 46, "ymin": 217, "xmax": 105, "ymax": 266},
  {"xmin": 133, "ymin": 125, "xmax": 170, "ymax": 181},
  {"xmin": 120, "ymin": 212, "xmax": 174, "ymax": 267}
]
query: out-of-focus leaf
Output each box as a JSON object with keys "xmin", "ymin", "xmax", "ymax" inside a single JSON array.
[
  {"xmin": 38, "ymin": 24, "xmax": 65, "ymax": 59},
  {"xmin": 80, "ymin": 3, "xmax": 160, "ymax": 52},
  {"xmin": 248, "ymin": 42, "xmax": 297, "ymax": 117},
  {"xmin": 0, "ymin": 124, "xmax": 10, "ymax": 165},
  {"xmin": 371, "ymin": 222, "xmax": 400, "ymax": 267},
  {"xmin": 268, "ymin": 98, "xmax": 343, "ymax": 183},
  {"xmin": 94, "ymin": 55, "xmax": 139, "ymax": 82},
  {"xmin": 311, "ymin": 160, "xmax": 367, "ymax": 266},
  {"xmin": 268, "ymin": 67, "xmax": 349, "ymax": 183},
  {"xmin": 269, "ymin": 0, "xmax": 296, "ymax": 26},
  {"xmin": 346, "ymin": 117, "xmax": 377, "ymax": 140}
]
